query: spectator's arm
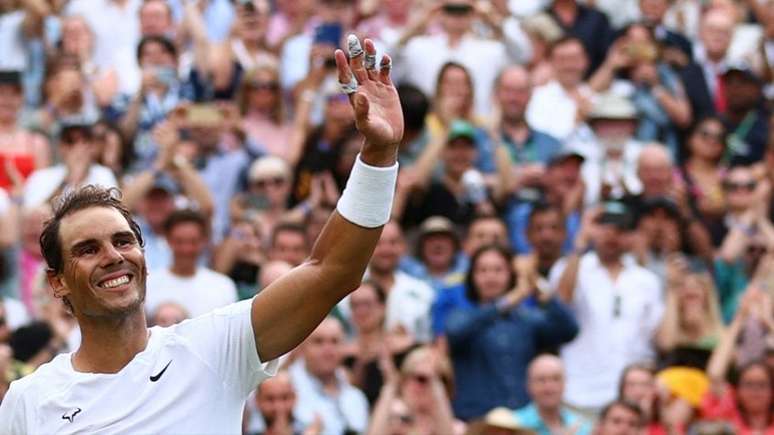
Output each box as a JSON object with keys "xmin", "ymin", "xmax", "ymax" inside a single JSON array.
[
  {"xmin": 20, "ymin": 0, "xmax": 48, "ymax": 38},
  {"xmin": 367, "ymin": 381, "xmax": 399, "ymax": 435},
  {"xmin": 492, "ymin": 140, "xmax": 514, "ymax": 204},
  {"xmin": 534, "ymin": 298, "xmax": 579, "ymax": 347},
  {"xmin": 717, "ymin": 215, "xmax": 754, "ymax": 264},
  {"xmin": 410, "ymin": 131, "xmax": 446, "ymax": 191},
  {"xmin": 588, "ymin": 41, "xmax": 628, "ymax": 92},
  {"xmin": 445, "ymin": 305, "xmax": 500, "ymax": 349},
  {"xmin": 654, "ymin": 290, "xmax": 681, "ymax": 353},
  {"xmin": 0, "ymin": 195, "xmax": 18, "ymax": 249},
  {"xmin": 286, "ymin": 89, "xmax": 315, "ymax": 168},
  {"xmin": 118, "ymin": 94, "xmax": 144, "ymax": 141},
  {"xmin": 169, "ymin": 158, "xmax": 215, "ymax": 218},
  {"xmin": 182, "ymin": 0, "xmax": 211, "ymax": 76},
  {"xmin": 707, "ymin": 290, "xmax": 751, "ymax": 393},
  {"xmin": 652, "ymin": 84, "xmax": 692, "ymax": 128}
]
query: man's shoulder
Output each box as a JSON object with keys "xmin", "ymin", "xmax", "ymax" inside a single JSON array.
[
  {"xmin": 196, "ymin": 268, "xmax": 237, "ymax": 289},
  {"xmin": 4, "ymin": 353, "xmax": 72, "ymax": 400},
  {"xmin": 394, "ymin": 271, "xmax": 434, "ymax": 296}
]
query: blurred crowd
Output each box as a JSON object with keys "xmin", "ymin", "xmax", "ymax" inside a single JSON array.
[{"xmin": 0, "ymin": 0, "xmax": 773, "ymax": 434}]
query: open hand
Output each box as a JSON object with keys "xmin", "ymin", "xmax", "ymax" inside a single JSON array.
[{"xmin": 335, "ymin": 36, "xmax": 403, "ymax": 164}]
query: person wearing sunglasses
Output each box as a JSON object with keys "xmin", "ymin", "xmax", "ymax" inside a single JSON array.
[{"xmin": 239, "ymin": 66, "xmax": 292, "ymax": 159}]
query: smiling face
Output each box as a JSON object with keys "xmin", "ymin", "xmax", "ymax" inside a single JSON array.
[{"xmin": 48, "ymin": 207, "xmax": 147, "ymax": 319}]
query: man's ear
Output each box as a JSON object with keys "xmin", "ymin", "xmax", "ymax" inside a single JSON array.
[{"xmin": 46, "ymin": 269, "xmax": 70, "ymax": 300}]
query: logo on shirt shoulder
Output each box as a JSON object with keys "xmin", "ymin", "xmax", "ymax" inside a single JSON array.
[
  {"xmin": 62, "ymin": 408, "xmax": 82, "ymax": 423},
  {"xmin": 150, "ymin": 360, "xmax": 172, "ymax": 382}
]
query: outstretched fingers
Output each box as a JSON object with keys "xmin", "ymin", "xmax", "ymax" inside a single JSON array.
[
  {"xmin": 347, "ymin": 34, "xmax": 368, "ymax": 84},
  {"xmin": 363, "ymin": 38, "xmax": 378, "ymax": 81},
  {"xmin": 378, "ymin": 54, "xmax": 393, "ymax": 86},
  {"xmin": 335, "ymin": 49, "xmax": 358, "ymax": 96}
]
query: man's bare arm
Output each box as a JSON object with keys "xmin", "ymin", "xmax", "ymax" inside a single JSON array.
[{"xmin": 251, "ymin": 37, "xmax": 403, "ymax": 362}]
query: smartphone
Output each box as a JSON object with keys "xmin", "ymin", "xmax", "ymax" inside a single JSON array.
[
  {"xmin": 314, "ymin": 22, "xmax": 342, "ymax": 47},
  {"xmin": 185, "ymin": 104, "xmax": 223, "ymax": 126}
]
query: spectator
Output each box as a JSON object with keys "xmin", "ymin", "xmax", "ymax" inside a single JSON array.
[
  {"xmin": 462, "ymin": 215, "xmax": 509, "ymax": 256},
  {"xmin": 149, "ymin": 301, "xmax": 188, "ymax": 327},
  {"xmin": 551, "ymin": 203, "xmax": 663, "ymax": 412},
  {"xmin": 23, "ymin": 122, "xmax": 118, "ymax": 208},
  {"xmin": 367, "ymin": 346, "xmax": 463, "ymax": 435},
  {"xmin": 393, "ymin": 0, "xmax": 521, "ymax": 116},
  {"xmin": 206, "ymin": 0, "xmax": 276, "ymax": 100},
  {"xmin": 655, "ymin": 257, "xmax": 724, "ymax": 368},
  {"xmin": 139, "ymin": 0, "xmax": 175, "ymax": 39},
  {"xmin": 521, "ymin": 13, "xmax": 564, "ymax": 87},
  {"xmin": 244, "ymin": 371, "xmax": 321, "ymax": 435},
  {"xmin": 589, "ymin": 23, "xmax": 692, "ymax": 154},
  {"xmin": 0, "ymin": 71, "xmax": 49, "ymax": 198},
  {"xmin": 506, "ymin": 155, "xmax": 583, "ymax": 255},
  {"xmin": 617, "ymin": 363, "xmax": 662, "ymax": 432},
  {"xmin": 526, "ymin": 36, "xmax": 594, "ymax": 141},
  {"xmin": 65, "ymin": 0, "xmax": 142, "ymax": 95},
  {"xmin": 15, "ymin": 205, "xmax": 51, "ymax": 315},
  {"xmin": 513, "ymin": 354, "xmax": 592, "ymax": 435},
  {"xmin": 547, "ymin": 0, "xmax": 614, "ymax": 74},
  {"xmin": 400, "ymin": 122, "xmax": 500, "ymax": 228},
  {"xmin": 594, "ymin": 400, "xmax": 645, "ymax": 435},
  {"xmin": 213, "ymin": 218, "xmax": 264, "ymax": 300},
  {"xmin": 394, "ymin": 83, "xmax": 430, "ymax": 167},
  {"xmin": 267, "ymin": 221, "xmax": 309, "ymax": 267},
  {"xmin": 110, "ymin": 35, "xmax": 191, "ymax": 170},
  {"xmin": 356, "ymin": 0, "xmax": 413, "ymax": 49},
  {"xmin": 446, "ymin": 244, "xmax": 578, "ymax": 420},
  {"xmin": 361, "ymin": 221, "xmax": 434, "ymax": 343},
  {"xmin": 638, "ymin": 0, "xmax": 694, "ymax": 62},
  {"xmin": 257, "ymin": 260, "xmax": 292, "ymax": 292},
  {"xmin": 230, "ymin": 155, "xmax": 294, "ymax": 238},
  {"xmin": 289, "ymin": 317, "xmax": 369, "ymax": 435},
  {"xmin": 493, "ymin": 65, "xmax": 562, "ymax": 200},
  {"xmin": 401, "ymin": 216, "xmax": 467, "ymax": 291},
  {"xmin": 265, "ymin": 0, "xmax": 314, "ymax": 50},
  {"xmin": 678, "ymin": 117, "xmax": 728, "ymax": 241},
  {"xmin": 145, "ymin": 209, "xmax": 238, "ymax": 318},
  {"xmin": 238, "ymin": 66, "xmax": 293, "ymax": 159},
  {"xmin": 342, "ymin": 280, "xmax": 415, "ymax": 405},
  {"xmin": 722, "ymin": 66, "xmax": 770, "ymax": 166},
  {"xmin": 679, "ymin": 8, "xmax": 735, "ymax": 121}
]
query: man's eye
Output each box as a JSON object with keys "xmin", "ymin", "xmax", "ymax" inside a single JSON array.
[{"xmin": 81, "ymin": 247, "xmax": 98, "ymax": 255}]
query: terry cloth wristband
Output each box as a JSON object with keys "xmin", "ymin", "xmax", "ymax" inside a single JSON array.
[{"xmin": 336, "ymin": 154, "xmax": 398, "ymax": 228}]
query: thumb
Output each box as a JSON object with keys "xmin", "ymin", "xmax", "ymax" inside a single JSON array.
[{"xmin": 353, "ymin": 92, "xmax": 369, "ymax": 124}]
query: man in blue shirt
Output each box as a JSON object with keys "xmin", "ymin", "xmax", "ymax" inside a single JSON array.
[{"xmin": 514, "ymin": 354, "xmax": 592, "ymax": 435}]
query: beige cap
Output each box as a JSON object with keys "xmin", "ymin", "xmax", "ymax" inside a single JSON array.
[{"xmin": 248, "ymin": 155, "xmax": 291, "ymax": 182}]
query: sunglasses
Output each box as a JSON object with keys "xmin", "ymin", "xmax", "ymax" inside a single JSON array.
[
  {"xmin": 443, "ymin": 3, "xmax": 473, "ymax": 15},
  {"xmin": 250, "ymin": 81, "xmax": 279, "ymax": 92},
  {"xmin": 698, "ymin": 128, "xmax": 725, "ymax": 143},
  {"xmin": 723, "ymin": 180, "xmax": 756, "ymax": 192},
  {"xmin": 252, "ymin": 176, "xmax": 286, "ymax": 189}
]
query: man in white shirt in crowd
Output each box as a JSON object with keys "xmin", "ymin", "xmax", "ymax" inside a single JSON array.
[
  {"xmin": 289, "ymin": 317, "xmax": 369, "ymax": 435},
  {"xmin": 0, "ymin": 36, "xmax": 403, "ymax": 433},
  {"xmin": 393, "ymin": 0, "xmax": 522, "ymax": 115},
  {"xmin": 550, "ymin": 202, "xmax": 663, "ymax": 413},
  {"xmin": 365, "ymin": 220, "xmax": 434, "ymax": 342},
  {"xmin": 527, "ymin": 36, "xmax": 596, "ymax": 142},
  {"xmin": 65, "ymin": 0, "xmax": 143, "ymax": 94},
  {"xmin": 145, "ymin": 208, "xmax": 238, "ymax": 317},
  {"xmin": 23, "ymin": 122, "xmax": 118, "ymax": 208}
]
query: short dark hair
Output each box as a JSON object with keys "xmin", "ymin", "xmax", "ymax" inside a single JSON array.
[
  {"xmin": 360, "ymin": 279, "xmax": 387, "ymax": 305},
  {"xmin": 547, "ymin": 35, "xmax": 586, "ymax": 58},
  {"xmin": 527, "ymin": 201, "xmax": 564, "ymax": 229},
  {"xmin": 464, "ymin": 244, "xmax": 516, "ymax": 303},
  {"xmin": 398, "ymin": 84, "xmax": 429, "ymax": 133},
  {"xmin": 163, "ymin": 209, "xmax": 209, "ymax": 236},
  {"xmin": 136, "ymin": 35, "xmax": 177, "ymax": 63},
  {"xmin": 270, "ymin": 221, "xmax": 309, "ymax": 248},
  {"xmin": 599, "ymin": 399, "xmax": 644, "ymax": 425},
  {"xmin": 40, "ymin": 186, "xmax": 145, "ymax": 275}
]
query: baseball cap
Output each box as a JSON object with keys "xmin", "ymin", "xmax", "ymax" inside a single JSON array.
[
  {"xmin": 447, "ymin": 119, "xmax": 477, "ymax": 144},
  {"xmin": 59, "ymin": 121, "xmax": 94, "ymax": 144},
  {"xmin": 596, "ymin": 201, "xmax": 634, "ymax": 230},
  {"xmin": 148, "ymin": 173, "xmax": 179, "ymax": 196},
  {"xmin": 657, "ymin": 367, "xmax": 710, "ymax": 408},
  {"xmin": 639, "ymin": 196, "xmax": 681, "ymax": 221},
  {"xmin": 547, "ymin": 148, "xmax": 585, "ymax": 167},
  {"xmin": 466, "ymin": 408, "xmax": 536, "ymax": 435},
  {"xmin": 248, "ymin": 155, "xmax": 291, "ymax": 182},
  {"xmin": 419, "ymin": 216, "xmax": 457, "ymax": 238},
  {"xmin": 722, "ymin": 63, "xmax": 763, "ymax": 86}
]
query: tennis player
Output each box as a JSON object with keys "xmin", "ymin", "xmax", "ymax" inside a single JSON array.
[{"xmin": 0, "ymin": 35, "xmax": 402, "ymax": 434}]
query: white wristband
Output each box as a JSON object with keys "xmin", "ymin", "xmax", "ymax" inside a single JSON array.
[{"xmin": 336, "ymin": 154, "xmax": 398, "ymax": 228}]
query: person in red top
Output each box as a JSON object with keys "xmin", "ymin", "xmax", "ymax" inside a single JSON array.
[
  {"xmin": 703, "ymin": 288, "xmax": 774, "ymax": 435},
  {"xmin": 0, "ymin": 71, "xmax": 50, "ymax": 197}
]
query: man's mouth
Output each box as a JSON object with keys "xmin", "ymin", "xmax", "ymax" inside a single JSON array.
[{"xmin": 97, "ymin": 274, "xmax": 133, "ymax": 289}]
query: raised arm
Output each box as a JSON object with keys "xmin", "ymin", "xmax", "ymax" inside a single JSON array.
[{"xmin": 251, "ymin": 36, "xmax": 403, "ymax": 362}]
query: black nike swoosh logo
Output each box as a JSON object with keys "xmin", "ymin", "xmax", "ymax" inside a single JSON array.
[{"xmin": 150, "ymin": 360, "xmax": 172, "ymax": 382}]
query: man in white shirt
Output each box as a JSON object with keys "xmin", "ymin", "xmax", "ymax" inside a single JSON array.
[
  {"xmin": 145, "ymin": 209, "xmax": 237, "ymax": 318},
  {"xmin": 550, "ymin": 203, "xmax": 663, "ymax": 412},
  {"xmin": 289, "ymin": 317, "xmax": 369, "ymax": 435},
  {"xmin": 366, "ymin": 221, "xmax": 434, "ymax": 342},
  {"xmin": 65, "ymin": 0, "xmax": 142, "ymax": 94},
  {"xmin": 526, "ymin": 36, "xmax": 595, "ymax": 141},
  {"xmin": 23, "ymin": 123, "xmax": 118, "ymax": 208},
  {"xmin": 393, "ymin": 0, "xmax": 522, "ymax": 115},
  {"xmin": 0, "ymin": 36, "xmax": 403, "ymax": 434}
]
